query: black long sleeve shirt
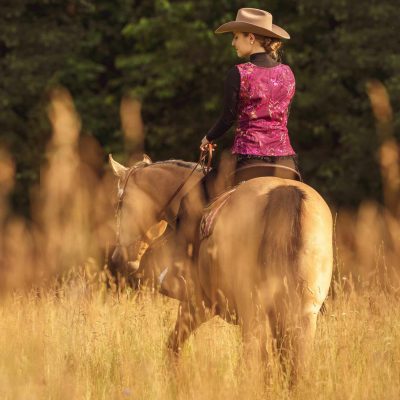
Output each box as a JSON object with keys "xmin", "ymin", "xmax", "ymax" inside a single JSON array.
[{"xmin": 206, "ymin": 52, "xmax": 280, "ymax": 141}]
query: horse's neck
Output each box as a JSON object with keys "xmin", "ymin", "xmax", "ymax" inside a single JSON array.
[{"xmin": 139, "ymin": 162, "xmax": 204, "ymax": 219}]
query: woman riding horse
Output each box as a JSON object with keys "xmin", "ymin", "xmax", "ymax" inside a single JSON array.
[
  {"xmin": 110, "ymin": 9, "xmax": 332, "ymax": 379},
  {"xmin": 160, "ymin": 8, "xmax": 300, "ymax": 299}
]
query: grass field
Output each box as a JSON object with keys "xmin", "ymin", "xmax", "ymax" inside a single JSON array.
[{"xmin": 0, "ymin": 280, "xmax": 399, "ymax": 400}]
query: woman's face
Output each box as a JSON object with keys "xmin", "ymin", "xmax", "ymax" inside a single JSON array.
[{"xmin": 231, "ymin": 32, "xmax": 253, "ymax": 58}]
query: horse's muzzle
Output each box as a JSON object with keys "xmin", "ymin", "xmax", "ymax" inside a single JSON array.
[{"xmin": 111, "ymin": 246, "xmax": 141, "ymax": 274}]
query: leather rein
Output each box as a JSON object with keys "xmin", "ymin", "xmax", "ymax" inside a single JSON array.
[{"xmin": 115, "ymin": 144, "xmax": 215, "ymax": 248}]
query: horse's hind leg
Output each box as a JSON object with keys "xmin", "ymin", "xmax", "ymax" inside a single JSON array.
[
  {"xmin": 268, "ymin": 302, "xmax": 318, "ymax": 384},
  {"xmin": 268, "ymin": 307, "xmax": 290, "ymax": 370},
  {"xmin": 167, "ymin": 301, "xmax": 207, "ymax": 357},
  {"xmin": 294, "ymin": 306, "xmax": 318, "ymax": 376},
  {"xmin": 241, "ymin": 310, "xmax": 269, "ymax": 375},
  {"xmin": 244, "ymin": 321, "xmax": 267, "ymax": 360},
  {"xmin": 268, "ymin": 300, "xmax": 301, "ymax": 384}
]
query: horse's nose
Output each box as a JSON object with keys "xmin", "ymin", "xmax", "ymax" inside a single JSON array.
[
  {"xmin": 111, "ymin": 246, "xmax": 140, "ymax": 271},
  {"xmin": 111, "ymin": 246, "xmax": 128, "ymax": 266},
  {"xmin": 111, "ymin": 246, "xmax": 125, "ymax": 265}
]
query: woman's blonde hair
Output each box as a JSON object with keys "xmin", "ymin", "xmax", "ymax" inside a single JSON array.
[{"xmin": 244, "ymin": 33, "xmax": 283, "ymax": 61}]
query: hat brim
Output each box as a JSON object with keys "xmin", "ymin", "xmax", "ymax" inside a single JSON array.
[{"xmin": 215, "ymin": 21, "xmax": 290, "ymax": 40}]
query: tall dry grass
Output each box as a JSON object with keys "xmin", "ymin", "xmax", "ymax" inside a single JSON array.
[
  {"xmin": 0, "ymin": 83, "xmax": 399, "ymax": 399},
  {"xmin": 334, "ymin": 80, "xmax": 400, "ymax": 294},
  {"xmin": 0, "ymin": 287, "xmax": 399, "ymax": 399}
]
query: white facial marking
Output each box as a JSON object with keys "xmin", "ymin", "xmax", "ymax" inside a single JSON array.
[{"xmin": 158, "ymin": 267, "xmax": 169, "ymax": 286}]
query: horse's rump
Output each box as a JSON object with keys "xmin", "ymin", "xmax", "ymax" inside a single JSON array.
[{"xmin": 197, "ymin": 181, "xmax": 305, "ymax": 301}]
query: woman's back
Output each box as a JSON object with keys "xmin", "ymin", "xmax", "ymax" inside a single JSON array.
[{"xmin": 234, "ymin": 61, "xmax": 295, "ymax": 156}]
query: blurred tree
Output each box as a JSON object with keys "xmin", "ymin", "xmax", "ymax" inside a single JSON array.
[
  {"xmin": 0, "ymin": 0, "xmax": 93, "ymax": 212},
  {"xmin": 0, "ymin": 0, "xmax": 398, "ymax": 212},
  {"xmin": 285, "ymin": 0, "xmax": 400, "ymax": 204}
]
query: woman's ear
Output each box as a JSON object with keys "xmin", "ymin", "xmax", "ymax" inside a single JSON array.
[{"xmin": 248, "ymin": 33, "xmax": 255, "ymax": 44}]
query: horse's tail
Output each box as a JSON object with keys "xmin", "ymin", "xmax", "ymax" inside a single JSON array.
[{"xmin": 259, "ymin": 185, "xmax": 306, "ymax": 281}]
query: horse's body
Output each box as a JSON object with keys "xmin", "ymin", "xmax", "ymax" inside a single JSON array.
[{"xmin": 110, "ymin": 156, "xmax": 333, "ymax": 377}]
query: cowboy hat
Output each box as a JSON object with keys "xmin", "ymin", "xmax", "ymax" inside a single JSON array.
[{"xmin": 215, "ymin": 8, "xmax": 290, "ymax": 40}]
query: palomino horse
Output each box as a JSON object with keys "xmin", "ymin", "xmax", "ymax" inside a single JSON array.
[{"xmin": 109, "ymin": 154, "xmax": 333, "ymax": 378}]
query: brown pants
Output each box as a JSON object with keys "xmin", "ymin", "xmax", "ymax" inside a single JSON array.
[{"xmin": 234, "ymin": 156, "xmax": 300, "ymax": 184}]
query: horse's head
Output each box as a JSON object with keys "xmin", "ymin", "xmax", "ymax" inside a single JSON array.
[{"xmin": 108, "ymin": 154, "xmax": 167, "ymax": 276}]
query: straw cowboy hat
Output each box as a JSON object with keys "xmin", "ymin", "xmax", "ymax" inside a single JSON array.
[{"xmin": 215, "ymin": 8, "xmax": 290, "ymax": 40}]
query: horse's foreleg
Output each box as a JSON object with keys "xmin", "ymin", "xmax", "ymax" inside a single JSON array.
[{"xmin": 167, "ymin": 301, "xmax": 206, "ymax": 357}]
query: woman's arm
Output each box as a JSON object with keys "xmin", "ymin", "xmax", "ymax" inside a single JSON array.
[{"xmin": 205, "ymin": 66, "xmax": 240, "ymax": 142}]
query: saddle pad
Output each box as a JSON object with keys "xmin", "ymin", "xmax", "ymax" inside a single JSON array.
[{"xmin": 200, "ymin": 187, "xmax": 237, "ymax": 241}]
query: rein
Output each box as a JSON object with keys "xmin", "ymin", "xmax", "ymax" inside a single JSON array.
[
  {"xmin": 115, "ymin": 144, "xmax": 215, "ymax": 247},
  {"xmin": 157, "ymin": 144, "xmax": 215, "ymax": 222}
]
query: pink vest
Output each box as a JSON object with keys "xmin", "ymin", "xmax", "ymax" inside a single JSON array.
[{"xmin": 232, "ymin": 62, "xmax": 296, "ymax": 156}]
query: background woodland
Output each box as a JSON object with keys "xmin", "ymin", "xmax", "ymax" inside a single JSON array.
[{"xmin": 1, "ymin": 0, "xmax": 399, "ymax": 212}]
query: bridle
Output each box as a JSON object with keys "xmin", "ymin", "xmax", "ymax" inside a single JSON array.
[
  {"xmin": 114, "ymin": 144, "xmax": 216, "ymax": 250},
  {"xmin": 114, "ymin": 162, "xmax": 151, "ymax": 249}
]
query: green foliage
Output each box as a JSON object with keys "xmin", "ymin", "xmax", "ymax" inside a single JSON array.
[
  {"xmin": 0, "ymin": 0, "xmax": 399, "ymax": 212},
  {"xmin": 286, "ymin": 0, "xmax": 400, "ymax": 204}
]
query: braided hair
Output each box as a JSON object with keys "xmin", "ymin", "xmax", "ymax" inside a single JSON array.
[{"xmin": 244, "ymin": 33, "xmax": 283, "ymax": 61}]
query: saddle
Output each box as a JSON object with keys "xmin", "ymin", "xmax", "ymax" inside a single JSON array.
[{"xmin": 199, "ymin": 163, "xmax": 301, "ymax": 241}]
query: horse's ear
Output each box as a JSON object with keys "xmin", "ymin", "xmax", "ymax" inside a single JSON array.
[
  {"xmin": 109, "ymin": 154, "xmax": 128, "ymax": 178},
  {"xmin": 142, "ymin": 154, "xmax": 152, "ymax": 164}
]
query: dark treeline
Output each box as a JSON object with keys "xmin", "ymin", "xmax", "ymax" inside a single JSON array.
[{"xmin": 1, "ymin": 0, "xmax": 399, "ymax": 212}]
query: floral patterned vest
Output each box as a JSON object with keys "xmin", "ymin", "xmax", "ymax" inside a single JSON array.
[{"xmin": 232, "ymin": 62, "xmax": 296, "ymax": 156}]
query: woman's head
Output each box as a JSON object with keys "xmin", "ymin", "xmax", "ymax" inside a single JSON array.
[{"xmin": 232, "ymin": 31, "xmax": 283, "ymax": 60}]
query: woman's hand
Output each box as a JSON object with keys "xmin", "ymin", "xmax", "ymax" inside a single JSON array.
[{"xmin": 200, "ymin": 136, "xmax": 211, "ymax": 150}]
